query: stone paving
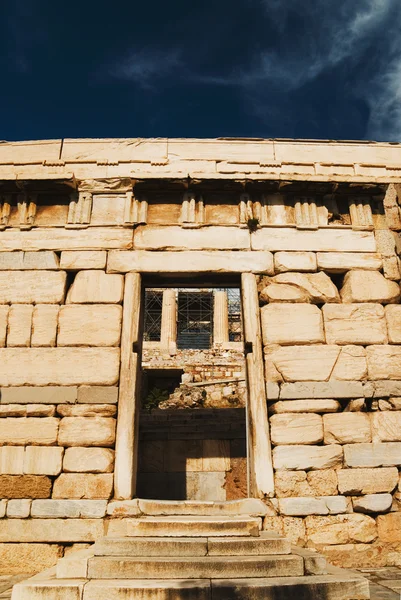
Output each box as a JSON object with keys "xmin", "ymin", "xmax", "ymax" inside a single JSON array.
[{"xmin": 2, "ymin": 568, "xmax": 401, "ymax": 599}]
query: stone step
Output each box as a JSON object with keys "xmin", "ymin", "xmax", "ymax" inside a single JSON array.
[
  {"xmin": 13, "ymin": 574, "xmax": 370, "ymax": 600},
  {"xmin": 107, "ymin": 515, "xmax": 261, "ymax": 538},
  {"xmin": 87, "ymin": 554, "xmax": 304, "ymax": 580},
  {"xmin": 137, "ymin": 498, "xmax": 269, "ymax": 516},
  {"xmin": 93, "ymin": 531, "xmax": 290, "ymax": 557}
]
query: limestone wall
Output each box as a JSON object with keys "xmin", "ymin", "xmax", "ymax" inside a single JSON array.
[{"xmin": 260, "ymin": 242, "xmax": 401, "ymax": 568}]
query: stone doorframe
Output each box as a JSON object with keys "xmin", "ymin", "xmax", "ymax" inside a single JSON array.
[{"xmin": 113, "ymin": 271, "xmax": 275, "ymax": 500}]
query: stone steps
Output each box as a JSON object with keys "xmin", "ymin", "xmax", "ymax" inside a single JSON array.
[{"xmin": 87, "ymin": 554, "xmax": 304, "ymax": 580}]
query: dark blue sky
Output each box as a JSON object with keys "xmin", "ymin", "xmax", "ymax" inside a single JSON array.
[{"xmin": 2, "ymin": 0, "xmax": 401, "ymax": 142}]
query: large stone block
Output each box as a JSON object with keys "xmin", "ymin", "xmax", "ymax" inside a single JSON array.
[
  {"xmin": 265, "ymin": 345, "xmax": 339, "ymax": 382},
  {"xmin": 7, "ymin": 499, "xmax": 31, "ymax": 518},
  {"xmin": 316, "ymin": 252, "xmax": 382, "ymax": 273},
  {"xmin": 279, "ymin": 496, "xmax": 347, "ymax": 516},
  {"xmin": 331, "ymin": 346, "xmax": 367, "ymax": 380},
  {"xmin": 280, "ymin": 381, "xmax": 364, "ymax": 399},
  {"xmin": 377, "ymin": 513, "xmax": 401, "ymax": 542},
  {"xmin": 63, "ymin": 447, "xmax": 114, "ymax": 473},
  {"xmin": 108, "ymin": 250, "xmax": 274, "ymax": 275},
  {"xmin": 7, "ymin": 305, "xmax": 33, "ymax": 347},
  {"xmin": 52, "ymin": 473, "xmax": 113, "ymax": 499},
  {"xmin": 58, "ymin": 305, "xmax": 122, "ymax": 346},
  {"xmin": 274, "ymin": 470, "xmax": 338, "ymax": 497},
  {"xmin": 66, "ymin": 270, "xmax": 124, "ymax": 303},
  {"xmin": 57, "ymin": 404, "xmax": 116, "ymax": 417},
  {"xmin": 337, "ymin": 467, "xmax": 399, "ymax": 494},
  {"xmin": 0, "ymin": 386, "xmax": 77, "ymax": 404},
  {"xmin": 385, "ymin": 305, "xmax": 401, "ymax": 343},
  {"xmin": 371, "ymin": 412, "xmax": 401, "ymax": 442},
  {"xmin": 0, "ymin": 271, "xmax": 66, "ymax": 303},
  {"xmin": 269, "ymin": 399, "xmax": 341, "ymax": 414},
  {"xmin": 77, "ymin": 386, "xmax": 118, "ymax": 404},
  {"xmin": 0, "ymin": 518, "xmax": 104, "ymax": 542},
  {"xmin": 274, "ymin": 251, "xmax": 317, "ymax": 273},
  {"xmin": 0, "ymin": 306, "xmax": 8, "ymax": 347},
  {"xmin": 0, "ymin": 227, "xmax": 132, "ymax": 251},
  {"xmin": 323, "ymin": 413, "xmax": 372, "ymax": 444},
  {"xmin": 340, "ymin": 270, "xmax": 400, "ymax": 304},
  {"xmin": 31, "ymin": 499, "xmax": 107, "ymax": 518},
  {"xmin": 261, "ymin": 272, "xmax": 340, "ymax": 304},
  {"xmin": 31, "ymin": 305, "xmax": 59, "ymax": 347},
  {"xmin": 0, "ymin": 475, "xmax": 52, "ymax": 498},
  {"xmin": 24, "ymin": 446, "xmax": 64, "ymax": 475},
  {"xmin": 305, "ymin": 514, "xmax": 377, "ymax": 545},
  {"xmin": 0, "ymin": 446, "xmax": 24, "ymax": 474},
  {"xmin": 0, "ymin": 348, "xmax": 120, "ymax": 385},
  {"xmin": 0, "ymin": 251, "xmax": 59, "ymax": 271},
  {"xmin": 353, "ymin": 493, "xmax": 392, "ymax": 514},
  {"xmin": 261, "ymin": 304, "xmax": 324, "ymax": 346},
  {"xmin": 252, "ymin": 227, "xmax": 376, "ymax": 252},
  {"xmin": 270, "ymin": 414, "xmax": 323, "ymax": 445},
  {"xmin": 60, "ymin": 250, "xmax": 107, "ymax": 270},
  {"xmin": 0, "ymin": 543, "xmax": 63, "ymax": 575},
  {"xmin": 344, "ymin": 442, "xmax": 401, "ymax": 467},
  {"xmin": 322, "ymin": 304, "xmax": 387, "ymax": 345},
  {"xmin": 367, "ymin": 345, "xmax": 401, "ymax": 380},
  {"xmin": 0, "ymin": 417, "xmax": 59, "ymax": 445},
  {"xmin": 58, "ymin": 417, "xmax": 116, "ymax": 447},
  {"xmin": 134, "ymin": 225, "xmax": 250, "ymax": 250},
  {"xmin": 272, "ymin": 444, "xmax": 343, "ymax": 470}
]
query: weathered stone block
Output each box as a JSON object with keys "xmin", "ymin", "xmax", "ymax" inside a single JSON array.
[
  {"xmin": 31, "ymin": 305, "xmax": 59, "ymax": 347},
  {"xmin": 31, "ymin": 499, "xmax": 107, "ymax": 518},
  {"xmin": 353, "ymin": 493, "xmax": 392, "ymax": 514},
  {"xmin": 58, "ymin": 417, "xmax": 116, "ymax": 447},
  {"xmin": 0, "ymin": 518, "xmax": 104, "ymax": 542},
  {"xmin": 63, "ymin": 447, "xmax": 114, "ymax": 473},
  {"xmin": 0, "ymin": 499, "xmax": 5, "ymax": 517},
  {"xmin": 323, "ymin": 413, "xmax": 372, "ymax": 444},
  {"xmin": 0, "ymin": 543, "xmax": 63, "ymax": 575},
  {"xmin": 274, "ymin": 470, "xmax": 338, "ymax": 497},
  {"xmin": 77, "ymin": 386, "xmax": 118, "ymax": 404},
  {"xmin": 58, "ymin": 305, "xmax": 122, "ymax": 346},
  {"xmin": 52, "ymin": 473, "xmax": 113, "ymax": 499},
  {"xmin": 263, "ymin": 272, "xmax": 340, "ymax": 304},
  {"xmin": 24, "ymin": 446, "xmax": 64, "ymax": 475},
  {"xmin": 371, "ymin": 412, "xmax": 401, "ymax": 442},
  {"xmin": 344, "ymin": 442, "xmax": 401, "ymax": 467},
  {"xmin": 270, "ymin": 414, "xmax": 323, "ymax": 445},
  {"xmin": 0, "ymin": 348, "xmax": 120, "ymax": 385},
  {"xmin": 0, "ymin": 475, "xmax": 52, "ymax": 498},
  {"xmin": 265, "ymin": 345, "xmax": 339, "ymax": 382},
  {"xmin": 22, "ymin": 251, "xmax": 60, "ymax": 270},
  {"xmin": 0, "ymin": 417, "xmax": 59, "ymax": 445},
  {"xmin": 60, "ymin": 250, "xmax": 107, "ymax": 270},
  {"xmin": 6, "ymin": 499, "xmax": 31, "ymax": 518},
  {"xmin": 367, "ymin": 345, "xmax": 401, "ymax": 380},
  {"xmin": 322, "ymin": 304, "xmax": 387, "ymax": 345},
  {"xmin": 272, "ymin": 445, "xmax": 343, "ymax": 470},
  {"xmin": 269, "ymin": 399, "xmax": 341, "ymax": 414},
  {"xmin": 7, "ymin": 305, "xmax": 33, "ymax": 347},
  {"xmin": 66, "ymin": 270, "xmax": 124, "ymax": 303},
  {"xmin": 261, "ymin": 304, "xmax": 324, "ymax": 346},
  {"xmin": 377, "ymin": 513, "xmax": 401, "ymax": 542},
  {"xmin": 337, "ymin": 467, "xmax": 399, "ymax": 494},
  {"xmin": 274, "ymin": 251, "xmax": 317, "ymax": 273},
  {"xmin": 0, "ymin": 227, "xmax": 132, "ymax": 251},
  {"xmin": 252, "ymin": 227, "xmax": 376, "ymax": 252},
  {"xmin": 316, "ymin": 252, "xmax": 382, "ymax": 272},
  {"xmin": 383, "ymin": 255, "xmax": 401, "ymax": 280},
  {"xmin": 134, "ymin": 225, "xmax": 250, "ymax": 250},
  {"xmin": 0, "ymin": 271, "xmax": 66, "ymax": 303},
  {"xmin": 26, "ymin": 404, "xmax": 56, "ymax": 417},
  {"xmin": 331, "ymin": 346, "xmax": 367, "ymax": 380},
  {"xmin": 280, "ymin": 381, "xmax": 364, "ymax": 399},
  {"xmin": 57, "ymin": 404, "xmax": 116, "ymax": 417},
  {"xmin": 0, "ymin": 305, "xmax": 8, "ymax": 347},
  {"xmin": 0, "ymin": 386, "xmax": 77, "ymax": 404},
  {"xmin": 306, "ymin": 514, "xmax": 378, "ymax": 547},
  {"xmin": 279, "ymin": 496, "xmax": 347, "ymax": 516},
  {"xmin": 385, "ymin": 305, "xmax": 401, "ymax": 343},
  {"xmin": 340, "ymin": 270, "xmax": 400, "ymax": 304},
  {"xmin": 0, "ymin": 404, "xmax": 25, "ymax": 416},
  {"xmin": 0, "ymin": 446, "xmax": 24, "ymax": 474}
]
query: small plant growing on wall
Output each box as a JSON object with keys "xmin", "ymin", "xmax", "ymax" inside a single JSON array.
[{"xmin": 142, "ymin": 387, "xmax": 169, "ymax": 412}]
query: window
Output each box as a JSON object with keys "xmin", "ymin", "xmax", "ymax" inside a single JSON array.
[
  {"xmin": 177, "ymin": 291, "xmax": 213, "ymax": 350},
  {"xmin": 227, "ymin": 288, "xmax": 242, "ymax": 342},
  {"xmin": 143, "ymin": 290, "xmax": 163, "ymax": 342}
]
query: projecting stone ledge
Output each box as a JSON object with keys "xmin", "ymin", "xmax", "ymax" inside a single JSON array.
[{"xmin": 107, "ymin": 250, "xmax": 274, "ymax": 274}]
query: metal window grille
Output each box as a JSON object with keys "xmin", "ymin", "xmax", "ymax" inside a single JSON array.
[
  {"xmin": 177, "ymin": 291, "xmax": 213, "ymax": 349},
  {"xmin": 227, "ymin": 288, "xmax": 242, "ymax": 342},
  {"xmin": 143, "ymin": 290, "xmax": 163, "ymax": 342}
]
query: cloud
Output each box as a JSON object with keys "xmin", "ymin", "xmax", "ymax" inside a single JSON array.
[{"xmin": 108, "ymin": 48, "xmax": 183, "ymax": 90}]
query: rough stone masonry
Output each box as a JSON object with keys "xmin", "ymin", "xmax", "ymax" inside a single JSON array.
[{"xmin": 1, "ymin": 137, "xmax": 401, "ymax": 574}]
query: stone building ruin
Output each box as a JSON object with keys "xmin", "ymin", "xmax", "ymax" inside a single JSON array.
[{"xmin": 1, "ymin": 137, "xmax": 401, "ymax": 597}]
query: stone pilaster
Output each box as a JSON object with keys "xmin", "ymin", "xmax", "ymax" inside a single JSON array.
[
  {"xmin": 349, "ymin": 197, "xmax": 373, "ymax": 229},
  {"xmin": 160, "ymin": 289, "xmax": 177, "ymax": 353},
  {"xmin": 213, "ymin": 290, "xmax": 229, "ymax": 345}
]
